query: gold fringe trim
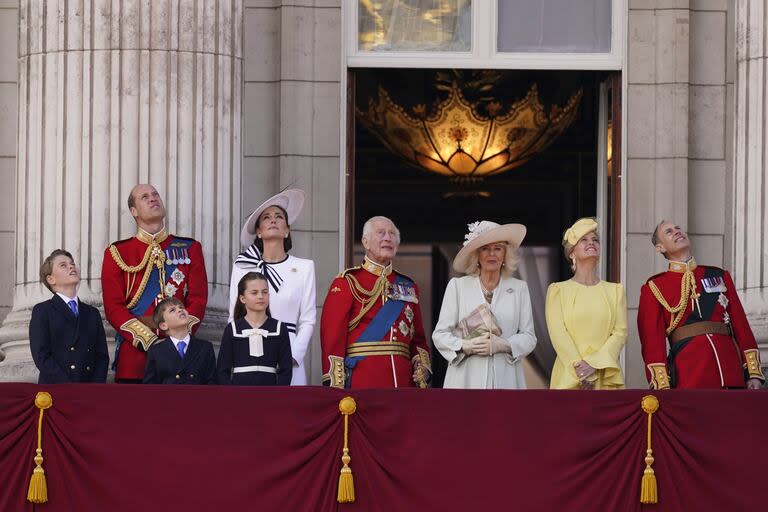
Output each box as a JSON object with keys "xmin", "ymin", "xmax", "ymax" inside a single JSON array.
[
  {"xmin": 337, "ymin": 396, "xmax": 357, "ymax": 504},
  {"xmin": 345, "ymin": 273, "xmax": 389, "ymax": 331},
  {"xmin": 640, "ymin": 395, "xmax": 659, "ymax": 504},
  {"xmin": 27, "ymin": 392, "xmax": 53, "ymax": 504},
  {"xmin": 109, "ymin": 242, "xmax": 167, "ymax": 309},
  {"xmin": 648, "ymin": 271, "xmax": 699, "ymax": 335}
]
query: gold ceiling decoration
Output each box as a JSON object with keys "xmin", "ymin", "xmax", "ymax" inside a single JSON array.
[{"xmin": 357, "ymin": 82, "xmax": 583, "ymax": 182}]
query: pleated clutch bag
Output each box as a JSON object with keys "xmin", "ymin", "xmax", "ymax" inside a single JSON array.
[{"xmin": 451, "ymin": 303, "xmax": 501, "ymax": 339}]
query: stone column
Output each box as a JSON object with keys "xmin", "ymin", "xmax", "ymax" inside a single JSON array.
[
  {"xmin": 242, "ymin": 2, "xmax": 341, "ymax": 384},
  {"xmin": 625, "ymin": 1, "xmax": 691, "ymax": 387},
  {"xmin": 734, "ymin": 0, "xmax": 768, "ymax": 368},
  {"xmin": 0, "ymin": 0, "xmax": 242, "ymax": 381}
]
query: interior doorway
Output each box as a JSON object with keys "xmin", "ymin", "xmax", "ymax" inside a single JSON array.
[{"xmin": 346, "ymin": 68, "xmax": 621, "ymax": 387}]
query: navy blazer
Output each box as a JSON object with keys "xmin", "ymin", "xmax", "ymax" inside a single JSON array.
[
  {"xmin": 29, "ymin": 295, "xmax": 109, "ymax": 384},
  {"xmin": 143, "ymin": 336, "xmax": 216, "ymax": 385}
]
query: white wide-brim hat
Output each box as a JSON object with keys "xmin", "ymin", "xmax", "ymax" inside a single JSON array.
[
  {"xmin": 452, "ymin": 220, "xmax": 527, "ymax": 273},
  {"xmin": 240, "ymin": 189, "xmax": 305, "ymax": 247}
]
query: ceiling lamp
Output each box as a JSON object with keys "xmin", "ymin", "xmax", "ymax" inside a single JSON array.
[{"xmin": 357, "ymin": 82, "xmax": 583, "ymax": 183}]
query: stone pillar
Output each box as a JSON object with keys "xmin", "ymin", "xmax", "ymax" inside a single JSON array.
[
  {"xmin": 734, "ymin": 0, "xmax": 768, "ymax": 368},
  {"xmin": 0, "ymin": 0, "xmax": 242, "ymax": 381},
  {"xmin": 625, "ymin": 1, "xmax": 691, "ymax": 387},
  {"xmin": 242, "ymin": 2, "xmax": 341, "ymax": 384}
]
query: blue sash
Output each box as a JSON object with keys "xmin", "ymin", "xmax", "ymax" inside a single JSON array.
[{"xmin": 345, "ymin": 275, "xmax": 412, "ymax": 384}]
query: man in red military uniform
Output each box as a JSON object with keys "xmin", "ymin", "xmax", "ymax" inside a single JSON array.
[
  {"xmin": 638, "ymin": 220, "xmax": 764, "ymax": 389},
  {"xmin": 321, "ymin": 216, "xmax": 431, "ymax": 388},
  {"xmin": 102, "ymin": 184, "xmax": 208, "ymax": 383}
]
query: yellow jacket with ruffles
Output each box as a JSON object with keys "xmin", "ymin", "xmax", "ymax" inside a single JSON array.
[{"xmin": 546, "ymin": 280, "xmax": 627, "ymax": 389}]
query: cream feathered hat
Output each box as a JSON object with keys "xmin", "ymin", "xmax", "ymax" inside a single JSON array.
[{"xmin": 452, "ymin": 220, "xmax": 527, "ymax": 273}]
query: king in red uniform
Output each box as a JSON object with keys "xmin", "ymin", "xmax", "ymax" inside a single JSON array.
[
  {"xmin": 321, "ymin": 216, "xmax": 431, "ymax": 388},
  {"xmin": 638, "ymin": 220, "xmax": 764, "ymax": 389},
  {"xmin": 102, "ymin": 184, "xmax": 208, "ymax": 382}
]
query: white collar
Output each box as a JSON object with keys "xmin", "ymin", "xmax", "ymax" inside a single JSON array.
[
  {"xmin": 56, "ymin": 292, "xmax": 78, "ymax": 304},
  {"xmin": 169, "ymin": 333, "xmax": 191, "ymax": 349}
]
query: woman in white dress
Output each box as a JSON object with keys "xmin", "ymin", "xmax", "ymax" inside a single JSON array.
[
  {"xmin": 229, "ymin": 189, "xmax": 316, "ymax": 385},
  {"xmin": 432, "ymin": 221, "xmax": 537, "ymax": 389}
]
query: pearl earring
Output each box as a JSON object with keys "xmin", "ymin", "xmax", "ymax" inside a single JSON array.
[
  {"xmin": 257, "ymin": 234, "xmax": 262, "ymax": 239},
  {"xmin": 284, "ymin": 233, "xmax": 289, "ymax": 238}
]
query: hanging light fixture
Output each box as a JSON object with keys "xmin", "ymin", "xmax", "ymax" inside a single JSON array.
[{"xmin": 357, "ymin": 82, "xmax": 583, "ymax": 184}]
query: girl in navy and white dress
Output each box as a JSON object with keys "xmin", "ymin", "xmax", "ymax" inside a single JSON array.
[
  {"xmin": 218, "ymin": 272, "xmax": 292, "ymax": 386},
  {"xmin": 229, "ymin": 189, "xmax": 316, "ymax": 385}
]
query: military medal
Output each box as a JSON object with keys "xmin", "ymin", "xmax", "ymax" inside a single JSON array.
[
  {"xmin": 165, "ymin": 282, "xmax": 178, "ymax": 297},
  {"xmin": 171, "ymin": 268, "xmax": 185, "ymax": 286},
  {"xmin": 398, "ymin": 320, "xmax": 409, "ymax": 336},
  {"xmin": 702, "ymin": 276, "xmax": 727, "ymax": 293},
  {"xmin": 404, "ymin": 305, "xmax": 414, "ymax": 323}
]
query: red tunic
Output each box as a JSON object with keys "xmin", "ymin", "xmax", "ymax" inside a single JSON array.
[
  {"xmin": 101, "ymin": 229, "xmax": 208, "ymax": 380},
  {"xmin": 638, "ymin": 262, "xmax": 761, "ymax": 389},
  {"xmin": 320, "ymin": 262, "xmax": 430, "ymax": 388}
]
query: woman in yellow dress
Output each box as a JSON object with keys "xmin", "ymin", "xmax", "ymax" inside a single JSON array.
[{"xmin": 546, "ymin": 218, "xmax": 627, "ymax": 390}]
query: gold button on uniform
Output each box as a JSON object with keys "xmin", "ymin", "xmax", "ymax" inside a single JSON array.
[
  {"xmin": 175, "ymin": 374, "xmax": 180, "ymax": 379},
  {"xmin": 70, "ymin": 346, "xmax": 75, "ymax": 351},
  {"xmin": 70, "ymin": 364, "xmax": 76, "ymax": 370}
]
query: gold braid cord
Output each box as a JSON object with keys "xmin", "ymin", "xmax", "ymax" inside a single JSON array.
[
  {"xmin": 109, "ymin": 242, "xmax": 167, "ymax": 309},
  {"xmin": 27, "ymin": 392, "xmax": 53, "ymax": 504},
  {"xmin": 647, "ymin": 270, "xmax": 699, "ymax": 335},
  {"xmin": 345, "ymin": 274, "xmax": 389, "ymax": 331}
]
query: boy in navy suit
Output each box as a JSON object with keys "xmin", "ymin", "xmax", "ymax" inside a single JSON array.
[
  {"xmin": 29, "ymin": 249, "xmax": 109, "ymax": 383},
  {"xmin": 143, "ymin": 297, "xmax": 216, "ymax": 385}
]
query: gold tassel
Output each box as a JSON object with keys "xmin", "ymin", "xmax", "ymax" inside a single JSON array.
[
  {"xmin": 640, "ymin": 395, "xmax": 659, "ymax": 504},
  {"xmin": 27, "ymin": 391, "xmax": 53, "ymax": 504},
  {"xmin": 337, "ymin": 396, "xmax": 357, "ymax": 504}
]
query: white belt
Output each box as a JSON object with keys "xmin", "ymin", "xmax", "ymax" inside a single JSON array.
[{"xmin": 233, "ymin": 365, "xmax": 277, "ymax": 374}]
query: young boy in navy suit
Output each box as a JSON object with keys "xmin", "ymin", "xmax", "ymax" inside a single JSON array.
[
  {"xmin": 29, "ymin": 249, "xmax": 109, "ymax": 383},
  {"xmin": 143, "ymin": 297, "xmax": 216, "ymax": 385}
]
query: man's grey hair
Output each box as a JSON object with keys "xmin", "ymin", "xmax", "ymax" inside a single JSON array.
[
  {"xmin": 651, "ymin": 219, "xmax": 669, "ymax": 247},
  {"xmin": 362, "ymin": 216, "xmax": 401, "ymax": 244}
]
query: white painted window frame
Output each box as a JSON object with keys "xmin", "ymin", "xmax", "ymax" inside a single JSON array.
[{"xmin": 345, "ymin": 0, "xmax": 626, "ymax": 70}]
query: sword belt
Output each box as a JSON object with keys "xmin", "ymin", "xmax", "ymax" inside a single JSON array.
[
  {"xmin": 669, "ymin": 321, "xmax": 731, "ymax": 344},
  {"xmin": 346, "ymin": 341, "xmax": 410, "ymax": 359}
]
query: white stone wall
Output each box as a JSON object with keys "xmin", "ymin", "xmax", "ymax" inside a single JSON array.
[
  {"xmin": 0, "ymin": 1, "xmax": 18, "ymax": 328},
  {"xmin": 243, "ymin": 0, "xmax": 341, "ymax": 384},
  {"xmin": 0, "ymin": 0, "xmax": 242, "ymax": 380},
  {"xmin": 734, "ymin": 0, "xmax": 768, "ymax": 364},
  {"xmin": 625, "ymin": 0, "xmax": 735, "ymax": 387}
]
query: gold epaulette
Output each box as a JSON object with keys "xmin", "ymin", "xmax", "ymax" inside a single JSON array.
[
  {"xmin": 337, "ymin": 265, "xmax": 361, "ymax": 278},
  {"xmin": 109, "ymin": 243, "xmax": 155, "ymax": 274},
  {"xmin": 109, "ymin": 241, "xmax": 167, "ymax": 309}
]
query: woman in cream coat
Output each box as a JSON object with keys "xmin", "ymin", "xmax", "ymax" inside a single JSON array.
[
  {"xmin": 433, "ymin": 221, "xmax": 537, "ymax": 389},
  {"xmin": 546, "ymin": 217, "xmax": 627, "ymax": 390}
]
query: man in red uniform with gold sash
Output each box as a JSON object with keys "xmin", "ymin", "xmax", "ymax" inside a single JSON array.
[
  {"xmin": 320, "ymin": 216, "xmax": 431, "ymax": 388},
  {"xmin": 638, "ymin": 220, "xmax": 764, "ymax": 389},
  {"xmin": 102, "ymin": 184, "xmax": 208, "ymax": 383}
]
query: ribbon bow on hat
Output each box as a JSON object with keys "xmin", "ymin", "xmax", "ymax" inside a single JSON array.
[
  {"xmin": 562, "ymin": 217, "xmax": 599, "ymax": 247},
  {"xmin": 241, "ymin": 328, "xmax": 270, "ymax": 357}
]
